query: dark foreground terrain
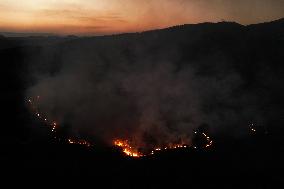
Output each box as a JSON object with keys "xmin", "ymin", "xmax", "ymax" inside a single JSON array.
[
  {"xmin": 1, "ymin": 135, "xmax": 284, "ymax": 188},
  {"xmin": 1, "ymin": 19, "xmax": 284, "ymax": 187}
]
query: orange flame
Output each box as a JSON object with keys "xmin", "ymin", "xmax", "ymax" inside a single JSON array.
[
  {"xmin": 28, "ymin": 96, "xmax": 216, "ymax": 158},
  {"xmin": 114, "ymin": 139, "xmax": 193, "ymax": 157},
  {"xmin": 114, "ymin": 139, "xmax": 143, "ymax": 157},
  {"xmin": 28, "ymin": 96, "xmax": 93, "ymax": 148}
]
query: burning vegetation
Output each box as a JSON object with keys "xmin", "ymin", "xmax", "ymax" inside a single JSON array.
[
  {"xmin": 27, "ymin": 95, "xmax": 266, "ymax": 158},
  {"xmin": 28, "ymin": 96, "xmax": 92, "ymax": 148},
  {"xmin": 113, "ymin": 139, "xmax": 192, "ymax": 157},
  {"xmin": 27, "ymin": 96, "xmax": 222, "ymax": 158},
  {"xmin": 114, "ymin": 139, "xmax": 143, "ymax": 157}
]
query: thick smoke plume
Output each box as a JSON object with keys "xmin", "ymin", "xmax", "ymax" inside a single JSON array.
[{"xmin": 26, "ymin": 23, "xmax": 283, "ymax": 148}]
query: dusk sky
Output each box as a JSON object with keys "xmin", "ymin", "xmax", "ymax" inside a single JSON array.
[{"xmin": 0, "ymin": 0, "xmax": 283, "ymax": 35}]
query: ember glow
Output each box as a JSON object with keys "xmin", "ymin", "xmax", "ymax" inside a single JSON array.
[
  {"xmin": 114, "ymin": 139, "xmax": 194, "ymax": 157},
  {"xmin": 114, "ymin": 139, "xmax": 143, "ymax": 157},
  {"xmin": 27, "ymin": 96, "xmax": 92, "ymax": 148},
  {"xmin": 28, "ymin": 96, "xmax": 58, "ymax": 135},
  {"xmin": 192, "ymin": 131, "xmax": 214, "ymax": 149},
  {"xmin": 68, "ymin": 138, "xmax": 91, "ymax": 147},
  {"xmin": 27, "ymin": 96, "xmax": 216, "ymax": 158},
  {"xmin": 202, "ymin": 132, "xmax": 213, "ymax": 148}
]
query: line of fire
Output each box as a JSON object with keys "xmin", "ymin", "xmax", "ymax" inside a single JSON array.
[{"xmin": 27, "ymin": 96, "xmax": 263, "ymax": 158}]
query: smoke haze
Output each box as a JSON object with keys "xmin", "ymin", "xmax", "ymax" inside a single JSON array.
[{"xmin": 26, "ymin": 21, "xmax": 284, "ymax": 148}]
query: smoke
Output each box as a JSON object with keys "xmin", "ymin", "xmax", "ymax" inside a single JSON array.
[{"xmin": 26, "ymin": 25, "xmax": 279, "ymax": 148}]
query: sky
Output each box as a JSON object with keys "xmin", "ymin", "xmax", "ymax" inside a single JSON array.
[{"xmin": 0, "ymin": 0, "xmax": 283, "ymax": 35}]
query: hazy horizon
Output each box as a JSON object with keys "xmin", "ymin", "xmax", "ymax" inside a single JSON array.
[
  {"xmin": 1, "ymin": 17, "xmax": 283, "ymax": 37},
  {"xmin": 0, "ymin": 0, "xmax": 283, "ymax": 35}
]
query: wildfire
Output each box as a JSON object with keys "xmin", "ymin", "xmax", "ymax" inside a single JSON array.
[
  {"xmin": 28, "ymin": 97, "xmax": 58, "ymax": 134},
  {"xmin": 192, "ymin": 131, "xmax": 213, "ymax": 149},
  {"xmin": 28, "ymin": 96, "xmax": 92, "ymax": 148},
  {"xmin": 114, "ymin": 139, "xmax": 192, "ymax": 157},
  {"xmin": 114, "ymin": 139, "xmax": 143, "ymax": 157},
  {"xmin": 202, "ymin": 132, "xmax": 213, "ymax": 148},
  {"xmin": 28, "ymin": 95, "xmax": 216, "ymax": 158},
  {"xmin": 68, "ymin": 139, "xmax": 91, "ymax": 147}
]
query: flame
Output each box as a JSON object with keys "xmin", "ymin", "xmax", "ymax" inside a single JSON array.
[
  {"xmin": 68, "ymin": 138, "xmax": 91, "ymax": 147},
  {"xmin": 28, "ymin": 96, "xmax": 93, "ymax": 148},
  {"xmin": 114, "ymin": 139, "xmax": 143, "ymax": 157},
  {"xmin": 114, "ymin": 139, "xmax": 193, "ymax": 157},
  {"xmin": 202, "ymin": 132, "xmax": 213, "ymax": 148},
  {"xmin": 28, "ymin": 95, "xmax": 217, "ymax": 158},
  {"xmin": 192, "ymin": 131, "xmax": 213, "ymax": 149}
]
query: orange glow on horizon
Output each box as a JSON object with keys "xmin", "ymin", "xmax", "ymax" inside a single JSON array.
[{"xmin": 1, "ymin": 0, "xmax": 283, "ymax": 35}]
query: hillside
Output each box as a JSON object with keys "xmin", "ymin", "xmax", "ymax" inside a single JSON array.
[{"xmin": 0, "ymin": 19, "xmax": 283, "ymax": 186}]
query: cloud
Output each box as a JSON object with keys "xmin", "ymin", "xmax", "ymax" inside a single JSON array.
[
  {"xmin": 2, "ymin": 0, "xmax": 284, "ymax": 34},
  {"xmin": 37, "ymin": 8, "xmax": 125, "ymax": 22}
]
